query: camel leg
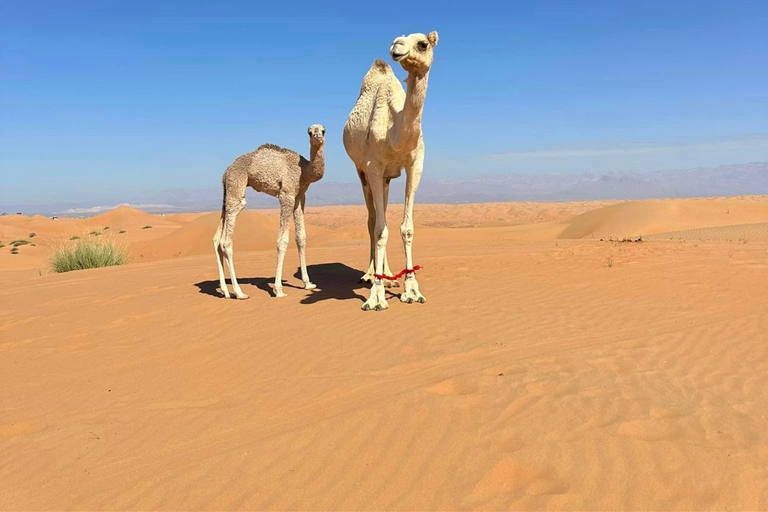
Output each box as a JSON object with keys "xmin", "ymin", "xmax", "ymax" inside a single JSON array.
[
  {"xmin": 213, "ymin": 214, "xmax": 230, "ymax": 299},
  {"xmin": 361, "ymin": 166, "xmax": 389, "ymax": 311},
  {"xmin": 400, "ymin": 154, "xmax": 426, "ymax": 304},
  {"xmin": 293, "ymin": 193, "xmax": 316, "ymax": 290},
  {"xmin": 216, "ymin": 187, "xmax": 249, "ymax": 300},
  {"xmin": 274, "ymin": 191, "xmax": 295, "ymax": 298},
  {"xmin": 358, "ymin": 169, "xmax": 377, "ymax": 283},
  {"xmin": 381, "ymin": 178, "xmax": 398, "ymax": 287},
  {"xmin": 359, "ymin": 170, "xmax": 397, "ymax": 287}
]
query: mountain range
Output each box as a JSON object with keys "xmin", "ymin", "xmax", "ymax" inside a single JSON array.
[{"xmin": 3, "ymin": 162, "xmax": 766, "ymax": 216}]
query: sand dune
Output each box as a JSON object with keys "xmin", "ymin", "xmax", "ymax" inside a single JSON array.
[
  {"xmin": 135, "ymin": 211, "xmax": 276, "ymax": 262},
  {"xmin": 648, "ymin": 222, "xmax": 768, "ymax": 242},
  {"xmin": 1, "ymin": 196, "xmax": 768, "ymax": 510},
  {"xmin": 558, "ymin": 196, "xmax": 768, "ymax": 239}
]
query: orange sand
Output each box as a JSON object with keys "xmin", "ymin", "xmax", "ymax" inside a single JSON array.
[{"xmin": 1, "ymin": 196, "xmax": 768, "ymax": 510}]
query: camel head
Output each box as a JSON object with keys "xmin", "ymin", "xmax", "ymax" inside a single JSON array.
[
  {"xmin": 307, "ymin": 124, "xmax": 325, "ymax": 146},
  {"xmin": 390, "ymin": 31, "xmax": 439, "ymax": 74}
]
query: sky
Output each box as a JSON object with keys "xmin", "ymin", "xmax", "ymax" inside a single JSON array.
[{"xmin": 1, "ymin": 0, "xmax": 767, "ymax": 206}]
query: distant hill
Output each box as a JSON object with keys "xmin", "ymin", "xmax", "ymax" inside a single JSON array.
[
  {"xmin": 3, "ymin": 162, "xmax": 767, "ymax": 216},
  {"xmin": 328, "ymin": 162, "xmax": 768, "ymax": 204}
]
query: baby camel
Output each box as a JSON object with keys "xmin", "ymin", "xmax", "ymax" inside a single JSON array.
[{"xmin": 213, "ymin": 124, "xmax": 325, "ymax": 299}]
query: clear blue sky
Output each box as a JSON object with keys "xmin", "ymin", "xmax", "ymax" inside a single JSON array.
[{"xmin": 1, "ymin": 0, "xmax": 767, "ymax": 205}]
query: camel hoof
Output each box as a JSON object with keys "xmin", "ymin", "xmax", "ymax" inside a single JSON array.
[
  {"xmin": 362, "ymin": 282, "xmax": 388, "ymax": 311},
  {"xmin": 275, "ymin": 291, "xmax": 288, "ymax": 298},
  {"xmin": 304, "ymin": 282, "xmax": 317, "ymax": 290},
  {"xmin": 235, "ymin": 293, "xmax": 249, "ymax": 300},
  {"xmin": 400, "ymin": 291, "xmax": 426, "ymax": 304},
  {"xmin": 362, "ymin": 299, "xmax": 388, "ymax": 311}
]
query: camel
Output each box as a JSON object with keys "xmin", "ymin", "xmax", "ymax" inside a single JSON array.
[
  {"xmin": 343, "ymin": 31, "xmax": 439, "ymax": 311},
  {"xmin": 213, "ymin": 124, "xmax": 325, "ymax": 299}
]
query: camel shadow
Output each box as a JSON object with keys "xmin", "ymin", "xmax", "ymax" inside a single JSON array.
[
  {"xmin": 294, "ymin": 263, "xmax": 368, "ymax": 304},
  {"xmin": 194, "ymin": 276, "xmax": 303, "ymax": 299},
  {"xmin": 194, "ymin": 263, "xmax": 367, "ymax": 302}
]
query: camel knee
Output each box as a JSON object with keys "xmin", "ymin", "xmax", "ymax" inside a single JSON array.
[
  {"xmin": 375, "ymin": 225, "xmax": 389, "ymax": 249},
  {"xmin": 276, "ymin": 234, "xmax": 290, "ymax": 252},
  {"xmin": 400, "ymin": 223, "xmax": 414, "ymax": 245},
  {"xmin": 219, "ymin": 239, "xmax": 233, "ymax": 258}
]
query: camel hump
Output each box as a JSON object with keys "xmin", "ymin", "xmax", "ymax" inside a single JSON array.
[
  {"xmin": 359, "ymin": 59, "xmax": 394, "ymax": 95},
  {"xmin": 370, "ymin": 58, "xmax": 393, "ymax": 74},
  {"xmin": 257, "ymin": 143, "xmax": 294, "ymax": 155}
]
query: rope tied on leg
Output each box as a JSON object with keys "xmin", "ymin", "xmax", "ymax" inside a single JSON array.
[{"xmin": 374, "ymin": 265, "xmax": 422, "ymax": 281}]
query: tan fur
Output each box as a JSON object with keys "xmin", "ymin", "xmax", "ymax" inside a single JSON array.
[
  {"xmin": 213, "ymin": 124, "xmax": 325, "ymax": 299},
  {"xmin": 343, "ymin": 32, "xmax": 438, "ymax": 310}
]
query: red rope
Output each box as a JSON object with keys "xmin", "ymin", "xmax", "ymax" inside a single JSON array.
[{"xmin": 374, "ymin": 265, "xmax": 421, "ymax": 281}]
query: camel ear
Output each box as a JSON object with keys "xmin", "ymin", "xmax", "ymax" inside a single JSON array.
[{"xmin": 428, "ymin": 31, "xmax": 439, "ymax": 47}]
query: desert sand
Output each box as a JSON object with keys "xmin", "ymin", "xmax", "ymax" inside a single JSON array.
[{"xmin": 1, "ymin": 195, "xmax": 768, "ymax": 510}]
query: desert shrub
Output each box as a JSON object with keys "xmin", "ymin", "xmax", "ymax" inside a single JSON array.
[
  {"xmin": 50, "ymin": 237, "xmax": 127, "ymax": 273},
  {"xmin": 104, "ymin": 226, "xmax": 110, "ymax": 230},
  {"xmin": 10, "ymin": 247, "xmax": 19, "ymax": 254},
  {"xmin": 89, "ymin": 230, "xmax": 101, "ymax": 236},
  {"xmin": 29, "ymin": 232, "xmax": 36, "ymax": 238},
  {"xmin": 142, "ymin": 225, "xmax": 152, "ymax": 229},
  {"xmin": 0, "ymin": 243, "xmax": 4, "ymax": 248},
  {"xmin": 70, "ymin": 235, "xmax": 80, "ymax": 240},
  {"xmin": 10, "ymin": 240, "xmax": 29, "ymax": 247},
  {"xmin": 118, "ymin": 230, "xmax": 126, "ymax": 234}
]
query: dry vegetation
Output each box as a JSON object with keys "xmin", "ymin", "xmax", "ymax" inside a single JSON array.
[{"xmin": 50, "ymin": 236, "xmax": 127, "ymax": 273}]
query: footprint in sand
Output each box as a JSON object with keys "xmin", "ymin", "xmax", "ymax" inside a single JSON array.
[
  {"xmin": 472, "ymin": 456, "xmax": 569, "ymax": 497},
  {"xmin": 0, "ymin": 420, "xmax": 45, "ymax": 438},
  {"xmin": 427, "ymin": 376, "xmax": 479, "ymax": 396},
  {"xmin": 525, "ymin": 380, "xmax": 575, "ymax": 397},
  {"xmin": 617, "ymin": 418, "xmax": 678, "ymax": 441},
  {"xmin": 145, "ymin": 398, "xmax": 221, "ymax": 410}
]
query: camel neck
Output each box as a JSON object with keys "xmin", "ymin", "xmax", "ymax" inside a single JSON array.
[
  {"xmin": 304, "ymin": 144, "xmax": 325, "ymax": 184},
  {"xmin": 393, "ymin": 70, "xmax": 429, "ymax": 152}
]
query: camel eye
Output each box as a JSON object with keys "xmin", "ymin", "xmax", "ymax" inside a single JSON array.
[
  {"xmin": 417, "ymin": 41, "xmax": 428, "ymax": 51},
  {"xmin": 321, "ymin": 129, "xmax": 325, "ymax": 135}
]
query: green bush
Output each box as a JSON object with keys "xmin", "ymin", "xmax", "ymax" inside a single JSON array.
[
  {"xmin": 29, "ymin": 232, "xmax": 36, "ymax": 238},
  {"xmin": 10, "ymin": 240, "xmax": 29, "ymax": 247},
  {"xmin": 70, "ymin": 236, "xmax": 80, "ymax": 241},
  {"xmin": 118, "ymin": 230, "xmax": 126, "ymax": 234},
  {"xmin": 10, "ymin": 248, "xmax": 19, "ymax": 254},
  {"xmin": 50, "ymin": 237, "xmax": 127, "ymax": 273},
  {"xmin": 142, "ymin": 225, "xmax": 152, "ymax": 229}
]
